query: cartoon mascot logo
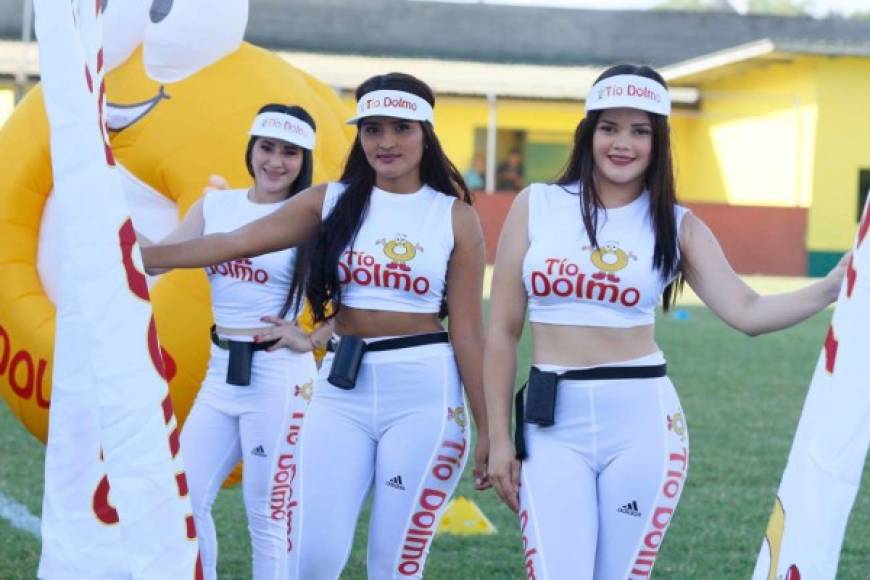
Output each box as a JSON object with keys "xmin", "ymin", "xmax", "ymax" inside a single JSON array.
[
  {"xmin": 377, "ymin": 234, "xmax": 423, "ymax": 271},
  {"xmin": 583, "ymin": 241, "xmax": 637, "ymax": 283}
]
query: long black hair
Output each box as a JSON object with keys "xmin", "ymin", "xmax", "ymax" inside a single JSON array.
[
  {"xmin": 306, "ymin": 72, "xmax": 472, "ymax": 322},
  {"xmin": 556, "ymin": 64, "xmax": 684, "ymax": 310},
  {"xmin": 244, "ymin": 103, "xmax": 317, "ymax": 319}
]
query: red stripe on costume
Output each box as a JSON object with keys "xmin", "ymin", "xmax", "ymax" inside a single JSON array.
[
  {"xmin": 169, "ymin": 428, "xmax": 181, "ymax": 458},
  {"xmin": 148, "ymin": 316, "xmax": 178, "ymax": 381},
  {"xmin": 824, "ymin": 326, "xmax": 838, "ymax": 374},
  {"xmin": 846, "ymin": 255, "xmax": 857, "ymax": 298},
  {"xmin": 93, "ymin": 475, "xmax": 120, "ymax": 525},
  {"xmin": 176, "ymin": 472, "xmax": 189, "ymax": 497}
]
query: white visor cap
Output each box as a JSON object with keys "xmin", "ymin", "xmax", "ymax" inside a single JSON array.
[
  {"xmin": 585, "ymin": 74, "xmax": 671, "ymax": 117},
  {"xmin": 249, "ymin": 112, "xmax": 316, "ymax": 150},
  {"xmin": 346, "ymin": 90, "xmax": 434, "ymax": 125}
]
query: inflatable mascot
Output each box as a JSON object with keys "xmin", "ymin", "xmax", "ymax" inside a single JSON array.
[{"xmin": 0, "ymin": 0, "xmax": 352, "ymax": 447}]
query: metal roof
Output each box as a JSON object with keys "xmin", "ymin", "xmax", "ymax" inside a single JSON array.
[{"xmin": 2, "ymin": 0, "xmax": 870, "ymax": 69}]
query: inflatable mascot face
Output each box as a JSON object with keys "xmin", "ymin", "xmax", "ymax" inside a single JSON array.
[{"xmin": 0, "ymin": 0, "xmax": 352, "ymax": 441}]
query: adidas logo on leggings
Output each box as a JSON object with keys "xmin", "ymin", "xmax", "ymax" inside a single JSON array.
[
  {"xmin": 618, "ymin": 500, "xmax": 642, "ymax": 517},
  {"xmin": 386, "ymin": 475, "xmax": 405, "ymax": 490}
]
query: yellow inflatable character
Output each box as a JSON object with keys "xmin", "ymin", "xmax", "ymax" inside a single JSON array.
[{"xmin": 0, "ymin": 1, "xmax": 350, "ymax": 457}]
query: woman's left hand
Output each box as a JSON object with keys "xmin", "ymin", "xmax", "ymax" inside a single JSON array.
[
  {"xmin": 472, "ymin": 431, "xmax": 491, "ymax": 491},
  {"xmin": 256, "ymin": 315, "xmax": 313, "ymax": 352}
]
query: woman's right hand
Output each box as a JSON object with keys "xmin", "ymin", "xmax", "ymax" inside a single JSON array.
[{"xmin": 487, "ymin": 435, "xmax": 521, "ymax": 512}]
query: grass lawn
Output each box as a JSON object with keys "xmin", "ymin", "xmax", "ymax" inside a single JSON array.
[{"xmin": 2, "ymin": 300, "xmax": 869, "ymax": 578}]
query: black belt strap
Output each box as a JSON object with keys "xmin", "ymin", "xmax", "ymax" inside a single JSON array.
[
  {"xmin": 514, "ymin": 363, "xmax": 668, "ymax": 461},
  {"xmin": 210, "ymin": 325, "xmax": 277, "ymax": 351},
  {"xmin": 560, "ymin": 364, "xmax": 667, "ymax": 381},
  {"xmin": 326, "ymin": 331, "xmax": 449, "ymax": 353}
]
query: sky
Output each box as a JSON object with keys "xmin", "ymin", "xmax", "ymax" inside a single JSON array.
[{"xmin": 422, "ymin": 0, "xmax": 870, "ymax": 17}]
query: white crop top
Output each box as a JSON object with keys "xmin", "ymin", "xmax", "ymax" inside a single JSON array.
[
  {"xmin": 321, "ymin": 182, "xmax": 455, "ymax": 313},
  {"xmin": 202, "ymin": 189, "xmax": 296, "ymax": 328},
  {"xmin": 522, "ymin": 182, "xmax": 689, "ymax": 328}
]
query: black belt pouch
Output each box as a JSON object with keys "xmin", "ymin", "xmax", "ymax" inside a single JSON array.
[
  {"xmin": 328, "ymin": 336, "xmax": 367, "ymax": 390},
  {"xmin": 524, "ymin": 367, "xmax": 558, "ymax": 426},
  {"xmin": 226, "ymin": 341, "xmax": 255, "ymax": 386}
]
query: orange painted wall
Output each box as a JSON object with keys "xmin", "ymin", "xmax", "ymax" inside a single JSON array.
[{"xmin": 473, "ymin": 192, "xmax": 807, "ymax": 276}]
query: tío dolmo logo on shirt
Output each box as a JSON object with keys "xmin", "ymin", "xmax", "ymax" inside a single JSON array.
[
  {"xmin": 339, "ymin": 248, "xmax": 431, "ymax": 295},
  {"xmin": 207, "ymin": 258, "xmax": 269, "ymax": 284},
  {"xmin": 530, "ymin": 256, "xmax": 641, "ymax": 307}
]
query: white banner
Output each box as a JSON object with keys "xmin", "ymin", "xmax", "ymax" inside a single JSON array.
[
  {"xmin": 752, "ymin": 199, "xmax": 870, "ymax": 579},
  {"xmin": 35, "ymin": 1, "xmax": 200, "ymax": 577}
]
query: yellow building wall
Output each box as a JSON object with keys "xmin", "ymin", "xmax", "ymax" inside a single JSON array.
[
  {"xmin": 806, "ymin": 56, "xmax": 870, "ymax": 255},
  {"xmin": 674, "ymin": 59, "xmax": 818, "ymax": 208}
]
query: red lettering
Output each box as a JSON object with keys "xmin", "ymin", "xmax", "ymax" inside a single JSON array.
[
  {"xmin": 620, "ymin": 288, "xmax": 641, "ymax": 307},
  {"xmin": 552, "ymin": 278, "xmax": 572, "ymax": 297},
  {"xmin": 419, "ymin": 488, "xmax": 446, "ymax": 511},
  {"xmin": 530, "ymin": 271, "xmax": 550, "ymax": 296},
  {"xmin": 398, "ymin": 561, "xmax": 420, "ymax": 576},
  {"xmin": 9, "ymin": 350, "xmax": 34, "ymax": 400},
  {"xmin": 36, "ymin": 359, "xmax": 50, "ymax": 409},
  {"xmin": 0, "ymin": 325, "xmax": 9, "ymax": 373},
  {"xmin": 586, "ymin": 280, "xmax": 619, "ymax": 302}
]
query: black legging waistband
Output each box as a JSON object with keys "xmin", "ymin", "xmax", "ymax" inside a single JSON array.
[
  {"xmin": 326, "ymin": 331, "xmax": 449, "ymax": 353},
  {"xmin": 514, "ymin": 363, "xmax": 667, "ymax": 460}
]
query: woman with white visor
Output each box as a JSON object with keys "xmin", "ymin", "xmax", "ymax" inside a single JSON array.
[
  {"xmin": 141, "ymin": 73, "xmax": 489, "ymax": 579},
  {"xmin": 484, "ymin": 64, "xmax": 847, "ymax": 579},
  {"xmin": 143, "ymin": 104, "xmax": 328, "ymax": 579}
]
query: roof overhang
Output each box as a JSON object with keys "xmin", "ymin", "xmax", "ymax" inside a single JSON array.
[
  {"xmin": 277, "ymin": 50, "xmax": 701, "ymax": 106},
  {"xmin": 662, "ymin": 38, "xmax": 870, "ymax": 84},
  {"xmin": 0, "ymin": 39, "xmax": 700, "ymax": 107}
]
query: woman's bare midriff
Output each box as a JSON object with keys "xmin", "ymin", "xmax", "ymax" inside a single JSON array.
[
  {"xmin": 531, "ymin": 322, "xmax": 659, "ymax": 367},
  {"xmin": 335, "ymin": 307, "xmax": 444, "ymax": 338}
]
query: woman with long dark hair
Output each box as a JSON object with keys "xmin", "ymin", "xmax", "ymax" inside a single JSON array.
[
  {"xmin": 142, "ymin": 73, "xmax": 489, "ymax": 579},
  {"xmin": 484, "ymin": 64, "xmax": 847, "ymax": 578},
  {"xmin": 142, "ymin": 103, "xmax": 329, "ymax": 579}
]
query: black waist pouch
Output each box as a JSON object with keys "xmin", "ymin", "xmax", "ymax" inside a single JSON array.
[
  {"xmin": 524, "ymin": 367, "xmax": 559, "ymax": 427},
  {"xmin": 226, "ymin": 341, "xmax": 255, "ymax": 386},
  {"xmin": 327, "ymin": 335, "xmax": 367, "ymax": 389}
]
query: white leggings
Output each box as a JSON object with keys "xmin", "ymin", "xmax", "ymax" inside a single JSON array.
[
  {"xmin": 181, "ymin": 342, "xmax": 317, "ymax": 580},
  {"xmin": 518, "ymin": 352, "xmax": 689, "ymax": 580},
  {"xmin": 289, "ymin": 341, "xmax": 469, "ymax": 579}
]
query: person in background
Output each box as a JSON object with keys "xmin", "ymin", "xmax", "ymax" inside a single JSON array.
[
  {"xmin": 496, "ymin": 148, "xmax": 525, "ymax": 191},
  {"xmin": 464, "ymin": 152, "xmax": 486, "ymax": 190}
]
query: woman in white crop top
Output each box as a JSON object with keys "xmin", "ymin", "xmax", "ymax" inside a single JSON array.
[
  {"xmin": 142, "ymin": 74, "xmax": 488, "ymax": 579},
  {"xmin": 141, "ymin": 104, "xmax": 330, "ymax": 579},
  {"xmin": 484, "ymin": 64, "xmax": 848, "ymax": 579}
]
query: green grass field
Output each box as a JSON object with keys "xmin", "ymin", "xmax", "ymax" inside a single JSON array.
[{"xmin": 2, "ymin": 303, "xmax": 869, "ymax": 579}]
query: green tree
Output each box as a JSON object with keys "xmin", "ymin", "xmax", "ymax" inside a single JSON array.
[
  {"xmin": 746, "ymin": 0, "xmax": 813, "ymax": 16},
  {"xmin": 655, "ymin": 0, "xmax": 730, "ymax": 10}
]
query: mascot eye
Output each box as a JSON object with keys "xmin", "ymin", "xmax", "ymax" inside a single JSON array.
[{"xmin": 150, "ymin": 0, "xmax": 173, "ymax": 23}]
